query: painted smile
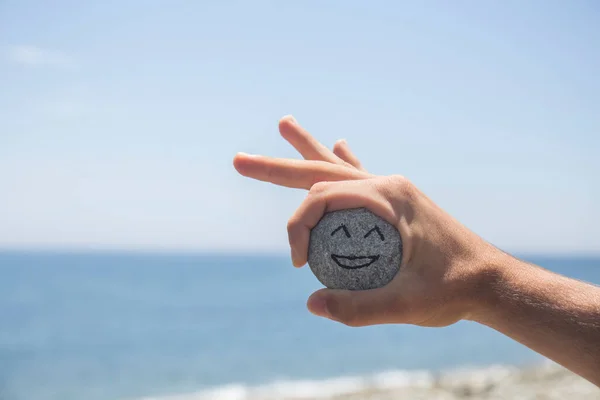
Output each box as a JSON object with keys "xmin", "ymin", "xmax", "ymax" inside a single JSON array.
[{"xmin": 331, "ymin": 254, "xmax": 380, "ymax": 270}]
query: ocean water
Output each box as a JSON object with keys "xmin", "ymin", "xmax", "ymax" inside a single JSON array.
[{"xmin": 0, "ymin": 252, "xmax": 598, "ymax": 400}]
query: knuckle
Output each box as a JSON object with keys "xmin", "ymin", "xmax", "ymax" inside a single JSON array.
[
  {"xmin": 309, "ymin": 181, "xmax": 329, "ymax": 195},
  {"xmin": 335, "ymin": 299, "xmax": 364, "ymax": 327},
  {"xmin": 383, "ymin": 174, "xmax": 415, "ymax": 198},
  {"xmin": 286, "ymin": 217, "xmax": 296, "ymax": 233},
  {"xmin": 265, "ymin": 166, "xmax": 275, "ymax": 179},
  {"xmin": 286, "ymin": 216, "xmax": 302, "ymax": 236},
  {"xmin": 388, "ymin": 174, "xmax": 409, "ymax": 188}
]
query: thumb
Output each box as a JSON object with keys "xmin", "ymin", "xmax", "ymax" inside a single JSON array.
[{"xmin": 307, "ymin": 287, "xmax": 402, "ymax": 327}]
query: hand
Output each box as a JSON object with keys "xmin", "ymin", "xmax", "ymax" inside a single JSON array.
[
  {"xmin": 233, "ymin": 116, "xmax": 503, "ymax": 327},
  {"xmin": 234, "ymin": 117, "xmax": 600, "ymax": 386}
]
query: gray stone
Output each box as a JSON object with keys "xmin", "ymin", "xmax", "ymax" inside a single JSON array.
[{"xmin": 307, "ymin": 207, "xmax": 403, "ymax": 290}]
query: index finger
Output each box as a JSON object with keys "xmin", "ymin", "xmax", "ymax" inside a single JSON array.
[{"xmin": 233, "ymin": 153, "xmax": 372, "ymax": 190}]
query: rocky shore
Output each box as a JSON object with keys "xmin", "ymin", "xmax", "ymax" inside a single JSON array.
[{"xmin": 145, "ymin": 361, "xmax": 599, "ymax": 400}]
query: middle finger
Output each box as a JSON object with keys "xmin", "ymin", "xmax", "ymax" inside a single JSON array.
[{"xmin": 279, "ymin": 116, "xmax": 352, "ymax": 167}]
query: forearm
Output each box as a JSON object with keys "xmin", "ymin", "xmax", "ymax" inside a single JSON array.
[{"xmin": 470, "ymin": 255, "xmax": 600, "ymax": 386}]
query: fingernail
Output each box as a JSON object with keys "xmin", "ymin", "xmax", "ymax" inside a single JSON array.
[
  {"xmin": 237, "ymin": 152, "xmax": 257, "ymax": 158},
  {"xmin": 336, "ymin": 138, "xmax": 347, "ymax": 146},
  {"xmin": 284, "ymin": 115, "xmax": 297, "ymax": 124}
]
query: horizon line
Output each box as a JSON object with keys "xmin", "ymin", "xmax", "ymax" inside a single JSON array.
[{"xmin": 0, "ymin": 246, "xmax": 599, "ymax": 259}]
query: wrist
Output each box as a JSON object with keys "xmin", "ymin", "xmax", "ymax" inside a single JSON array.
[{"xmin": 462, "ymin": 249, "xmax": 527, "ymax": 324}]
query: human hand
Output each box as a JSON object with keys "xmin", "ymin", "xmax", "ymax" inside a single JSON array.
[{"xmin": 233, "ymin": 116, "xmax": 504, "ymax": 327}]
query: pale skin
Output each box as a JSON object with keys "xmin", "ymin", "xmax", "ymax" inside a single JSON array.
[{"xmin": 233, "ymin": 115, "xmax": 600, "ymax": 386}]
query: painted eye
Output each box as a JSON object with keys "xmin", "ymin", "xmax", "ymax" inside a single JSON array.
[
  {"xmin": 331, "ymin": 224, "xmax": 351, "ymax": 238},
  {"xmin": 364, "ymin": 226, "xmax": 385, "ymax": 241}
]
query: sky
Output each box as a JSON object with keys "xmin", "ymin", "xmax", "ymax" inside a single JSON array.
[{"xmin": 0, "ymin": 1, "xmax": 598, "ymax": 254}]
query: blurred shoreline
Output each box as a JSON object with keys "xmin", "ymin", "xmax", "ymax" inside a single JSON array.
[{"xmin": 138, "ymin": 362, "xmax": 599, "ymax": 400}]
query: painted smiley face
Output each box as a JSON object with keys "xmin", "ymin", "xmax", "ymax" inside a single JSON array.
[
  {"xmin": 330, "ymin": 224, "xmax": 384, "ymax": 269},
  {"xmin": 307, "ymin": 208, "xmax": 403, "ymax": 291}
]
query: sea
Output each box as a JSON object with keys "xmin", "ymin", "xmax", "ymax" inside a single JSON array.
[{"xmin": 0, "ymin": 252, "xmax": 598, "ymax": 400}]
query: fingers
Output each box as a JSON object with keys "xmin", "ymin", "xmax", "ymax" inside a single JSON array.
[
  {"xmin": 287, "ymin": 179, "xmax": 397, "ymax": 267},
  {"xmin": 333, "ymin": 139, "xmax": 366, "ymax": 171},
  {"xmin": 279, "ymin": 116, "xmax": 350, "ymax": 166},
  {"xmin": 233, "ymin": 153, "xmax": 372, "ymax": 190},
  {"xmin": 234, "ymin": 116, "xmax": 371, "ymax": 188},
  {"xmin": 307, "ymin": 287, "xmax": 404, "ymax": 326}
]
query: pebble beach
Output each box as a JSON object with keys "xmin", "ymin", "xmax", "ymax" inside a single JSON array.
[{"xmin": 146, "ymin": 362, "xmax": 599, "ymax": 400}]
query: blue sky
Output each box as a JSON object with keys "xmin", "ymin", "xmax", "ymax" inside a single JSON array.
[{"xmin": 0, "ymin": 1, "xmax": 598, "ymax": 253}]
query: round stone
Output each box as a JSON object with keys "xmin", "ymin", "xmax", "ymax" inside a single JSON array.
[{"xmin": 307, "ymin": 207, "xmax": 403, "ymax": 290}]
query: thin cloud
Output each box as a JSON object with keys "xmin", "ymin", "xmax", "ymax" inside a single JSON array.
[{"xmin": 5, "ymin": 45, "xmax": 77, "ymax": 69}]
